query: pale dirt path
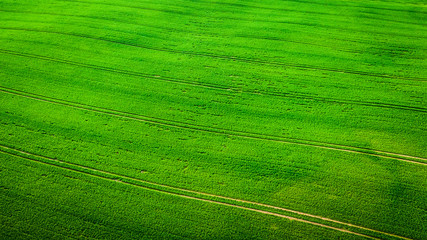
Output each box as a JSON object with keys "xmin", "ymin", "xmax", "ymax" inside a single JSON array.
[
  {"xmin": 0, "ymin": 87, "xmax": 426, "ymax": 166},
  {"xmin": 0, "ymin": 145, "xmax": 413, "ymax": 240}
]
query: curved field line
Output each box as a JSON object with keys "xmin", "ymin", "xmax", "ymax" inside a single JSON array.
[
  {"xmin": 1, "ymin": 85, "xmax": 426, "ymax": 164},
  {"xmin": 0, "ymin": 29, "xmax": 425, "ymax": 82},
  {"xmin": 3, "ymin": 28, "xmax": 426, "ymax": 81},
  {"xmin": 0, "ymin": 153, "xmax": 194, "ymax": 240},
  {"xmin": 0, "ymin": 145, "xmax": 411, "ymax": 240},
  {"xmin": 0, "ymin": 10, "xmax": 371, "ymax": 55},
  {"xmin": 75, "ymin": 0, "xmax": 427, "ymax": 26},
  {"xmin": 2, "ymin": 10, "xmax": 424, "ymax": 55},
  {"xmin": 281, "ymin": 0, "xmax": 427, "ymax": 15},
  {"xmin": 56, "ymin": 0, "xmax": 427, "ymax": 26},
  {"xmin": 197, "ymin": 0, "xmax": 426, "ymax": 26},
  {"xmin": 0, "ymin": 85, "xmax": 426, "ymax": 166},
  {"xmin": 57, "ymin": 0, "xmax": 427, "ymax": 39},
  {"xmin": 0, "ymin": 48, "xmax": 425, "ymax": 114},
  {"xmin": 0, "ymin": 48, "xmax": 230, "ymax": 90}
]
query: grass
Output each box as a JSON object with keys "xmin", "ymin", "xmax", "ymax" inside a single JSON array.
[{"xmin": 0, "ymin": 0, "xmax": 426, "ymax": 239}]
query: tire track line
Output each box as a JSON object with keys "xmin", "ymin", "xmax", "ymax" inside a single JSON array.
[
  {"xmin": 61, "ymin": 0, "xmax": 427, "ymax": 26},
  {"xmin": 198, "ymin": 0, "xmax": 426, "ymax": 26},
  {"xmin": 1, "ymin": 48, "xmax": 425, "ymax": 113},
  {"xmin": 85, "ymin": 0, "xmax": 427, "ymax": 26},
  {"xmin": 0, "ymin": 145, "xmax": 407, "ymax": 240},
  {"xmin": 1, "ymin": 86, "xmax": 426, "ymax": 166},
  {"xmin": 1, "ymin": 28, "xmax": 424, "ymax": 81},
  {"xmin": 0, "ymin": 153, "xmax": 194, "ymax": 240},
  {"xmin": 3, "ymin": 10, "xmax": 424, "ymax": 55},
  {"xmin": 1, "ymin": 47, "xmax": 426, "ymax": 113},
  {"xmin": 280, "ymin": 0, "xmax": 427, "ymax": 15},
  {"xmin": 58, "ymin": 0, "xmax": 427, "ymax": 39},
  {"xmin": 0, "ymin": 48, "xmax": 230, "ymax": 90},
  {"xmin": 0, "ymin": 11, "xmax": 368, "ymax": 55}
]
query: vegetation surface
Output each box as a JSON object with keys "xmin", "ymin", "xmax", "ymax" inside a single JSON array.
[{"xmin": 0, "ymin": 0, "xmax": 426, "ymax": 239}]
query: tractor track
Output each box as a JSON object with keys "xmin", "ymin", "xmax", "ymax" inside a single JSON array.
[
  {"xmin": 281, "ymin": 0, "xmax": 427, "ymax": 15},
  {"xmin": 57, "ymin": 0, "xmax": 427, "ymax": 39},
  {"xmin": 0, "ymin": 145, "xmax": 414, "ymax": 240},
  {"xmin": 198, "ymin": 0, "xmax": 426, "ymax": 26},
  {"xmin": 0, "ymin": 28, "xmax": 424, "ymax": 82},
  {"xmin": 2, "ymin": 10, "xmax": 424, "ymax": 55},
  {"xmin": 0, "ymin": 47, "xmax": 425, "ymax": 113},
  {"xmin": 0, "ymin": 85, "xmax": 426, "ymax": 166}
]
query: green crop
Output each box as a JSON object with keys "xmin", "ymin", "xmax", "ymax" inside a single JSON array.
[{"xmin": 0, "ymin": 0, "xmax": 426, "ymax": 239}]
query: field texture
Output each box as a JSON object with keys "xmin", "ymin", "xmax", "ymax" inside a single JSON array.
[{"xmin": 0, "ymin": 0, "xmax": 426, "ymax": 239}]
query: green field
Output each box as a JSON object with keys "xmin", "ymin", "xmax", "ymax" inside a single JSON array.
[{"xmin": 0, "ymin": 0, "xmax": 426, "ymax": 239}]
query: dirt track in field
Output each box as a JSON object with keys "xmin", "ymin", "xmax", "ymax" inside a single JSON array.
[
  {"xmin": 0, "ymin": 86, "xmax": 426, "ymax": 166},
  {"xmin": 0, "ymin": 145, "xmax": 413, "ymax": 240}
]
